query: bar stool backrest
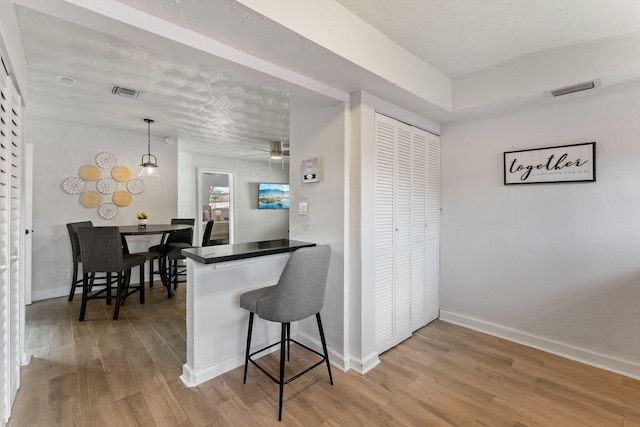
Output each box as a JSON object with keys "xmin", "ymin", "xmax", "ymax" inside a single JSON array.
[{"xmin": 257, "ymin": 245, "xmax": 331, "ymax": 323}]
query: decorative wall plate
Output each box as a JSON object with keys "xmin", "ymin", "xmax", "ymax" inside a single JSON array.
[
  {"xmin": 126, "ymin": 178, "xmax": 145, "ymax": 195},
  {"xmin": 62, "ymin": 176, "xmax": 85, "ymax": 194},
  {"xmin": 80, "ymin": 190, "xmax": 101, "ymax": 208},
  {"xmin": 111, "ymin": 165, "xmax": 132, "ymax": 182},
  {"xmin": 79, "ymin": 165, "xmax": 101, "ymax": 181},
  {"xmin": 112, "ymin": 190, "xmax": 132, "ymax": 207},
  {"xmin": 96, "ymin": 152, "xmax": 117, "ymax": 169},
  {"xmin": 98, "ymin": 203, "xmax": 119, "ymax": 219},
  {"xmin": 96, "ymin": 177, "xmax": 117, "ymax": 194}
]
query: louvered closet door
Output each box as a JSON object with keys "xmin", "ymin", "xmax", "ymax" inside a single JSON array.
[
  {"xmin": 410, "ymin": 129, "xmax": 427, "ymax": 330},
  {"xmin": 394, "ymin": 123, "xmax": 413, "ymax": 339},
  {"xmin": 373, "ymin": 115, "xmax": 396, "ymax": 346},
  {"xmin": 0, "ymin": 68, "xmax": 22, "ymax": 422},
  {"xmin": 374, "ymin": 112, "xmax": 440, "ymax": 353},
  {"xmin": 425, "ymin": 133, "xmax": 440, "ymax": 322}
]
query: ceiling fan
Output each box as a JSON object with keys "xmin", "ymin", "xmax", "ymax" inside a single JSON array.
[{"xmin": 245, "ymin": 141, "xmax": 290, "ymax": 168}]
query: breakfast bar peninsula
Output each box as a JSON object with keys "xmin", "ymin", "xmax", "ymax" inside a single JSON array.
[{"xmin": 180, "ymin": 239, "xmax": 315, "ymax": 386}]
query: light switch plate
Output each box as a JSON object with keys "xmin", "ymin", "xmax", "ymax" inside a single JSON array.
[{"xmin": 298, "ymin": 202, "xmax": 308, "ymax": 215}]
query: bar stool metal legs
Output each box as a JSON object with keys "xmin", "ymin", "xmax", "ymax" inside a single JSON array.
[{"xmin": 242, "ymin": 312, "xmax": 334, "ymax": 421}]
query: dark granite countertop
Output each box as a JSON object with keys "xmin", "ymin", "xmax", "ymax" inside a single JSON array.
[{"xmin": 181, "ymin": 239, "xmax": 316, "ymax": 264}]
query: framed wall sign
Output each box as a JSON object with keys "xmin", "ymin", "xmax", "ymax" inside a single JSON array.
[{"xmin": 504, "ymin": 142, "xmax": 596, "ymax": 185}]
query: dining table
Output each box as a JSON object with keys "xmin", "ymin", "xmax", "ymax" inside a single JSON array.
[{"xmin": 119, "ymin": 223, "xmax": 193, "ymax": 294}]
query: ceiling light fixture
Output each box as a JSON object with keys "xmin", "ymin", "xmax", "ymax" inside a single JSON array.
[
  {"xmin": 269, "ymin": 140, "xmax": 285, "ymax": 170},
  {"xmin": 139, "ymin": 118, "xmax": 159, "ymax": 177},
  {"xmin": 270, "ymin": 141, "xmax": 283, "ymax": 160}
]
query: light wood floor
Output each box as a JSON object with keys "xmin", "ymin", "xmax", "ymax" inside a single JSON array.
[{"xmin": 9, "ymin": 283, "xmax": 640, "ymax": 426}]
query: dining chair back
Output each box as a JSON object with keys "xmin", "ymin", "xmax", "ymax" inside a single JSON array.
[
  {"xmin": 166, "ymin": 218, "xmax": 195, "ymax": 246},
  {"xmin": 77, "ymin": 226, "xmax": 146, "ymax": 321},
  {"xmin": 202, "ymin": 219, "xmax": 215, "ymax": 247},
  {"xmin": 66, "ymin": 221, "xmax": 93, "ymax": 301},
  {"xmin": 239, "ymin": 245, "xmax": 333, "ymax": 421}
]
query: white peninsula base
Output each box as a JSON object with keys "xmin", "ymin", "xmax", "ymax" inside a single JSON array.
[{"xmin": 181, "ymin": 253, "xmax": 290, "ymax": 386}]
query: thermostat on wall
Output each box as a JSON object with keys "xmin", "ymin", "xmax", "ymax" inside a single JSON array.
[{"xmin": 302, "ymin": 158, "xmax": 322, "ymax": 183}]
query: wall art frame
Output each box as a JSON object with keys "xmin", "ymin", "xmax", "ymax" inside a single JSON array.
[{"xmin": 504, "ymin": 142, "xmax": 596, "ymax": 185}]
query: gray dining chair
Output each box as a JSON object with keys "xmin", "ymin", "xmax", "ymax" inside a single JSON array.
[
  {"xmin": 77, "ymin": 226, "xmax": 146, "ymax": 321},
  {"xmin": 165, "ymin": 219, "xmax": 214, "ymax": 297},
  {"xmin": 148, "ymin": 218, "xmax": 195, "ymax": 291},
  {"xmin": 66, "ymin": 221, "xmax": 93, "ymax": 301},
  {"xmin": 239, "ymin": 245, "xmax": 333, "ymax": 421}
]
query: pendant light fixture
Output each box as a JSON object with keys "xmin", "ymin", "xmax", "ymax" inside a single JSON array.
[{"xmin": 139, "ymin": 118, "xmax": 160, "ymax": 177}]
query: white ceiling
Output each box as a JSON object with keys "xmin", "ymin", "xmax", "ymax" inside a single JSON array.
[
  {"xmin": 9, "ymin": 0, "xmax": 640, "ymax": 158},
  {"xmin": 335, "ymin": 0, "xmax": 640, "ymax": 77}
]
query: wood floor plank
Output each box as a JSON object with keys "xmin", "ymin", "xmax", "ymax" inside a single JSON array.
[{"xmin": 10, "ymin": 288, "xmax": 640, "ymax": 426}]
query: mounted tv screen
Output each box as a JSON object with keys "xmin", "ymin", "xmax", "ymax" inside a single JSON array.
[{"xmin": 258, "ymin": 183, "xmax": 290, "ymax": 209}]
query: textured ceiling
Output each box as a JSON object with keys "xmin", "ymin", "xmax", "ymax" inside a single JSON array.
[
  {"xmin": 13, "ymin": 0, "xmax": 640, "ymax": 160},
  {"xmin": 335, "ymin": 0, "xmax": 640, "ymax": 77},
  {"xmin": 16, "ymin": 5, "xmax": 290, "ymax": 159}
]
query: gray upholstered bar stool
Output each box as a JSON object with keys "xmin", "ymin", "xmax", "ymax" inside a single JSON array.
[
  {"xmin": 77, "ymin": 226, "xmax": 146, "ymax": 321},
  {"xmin": 240, "ymin": 245, "xmax": 333, "ymax": 421}
]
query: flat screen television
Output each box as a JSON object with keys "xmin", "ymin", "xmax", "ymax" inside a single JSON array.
[{"xmin": 258, "ymin": 183, "xmax": 290, "ymax": 209}]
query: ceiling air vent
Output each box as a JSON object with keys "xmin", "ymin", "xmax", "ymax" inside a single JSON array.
[
  {"xmin": 111, "ymin": 85, "xmax": 143, "ymax": 99},
  {"xmin": 546, "ymin": 80, "xmax": 598, "ymax": 98}
]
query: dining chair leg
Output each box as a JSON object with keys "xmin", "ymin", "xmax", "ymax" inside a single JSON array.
[
  {"xmin": 106, "ymin": 272, "xmax": 112, "ymax": 305},
  {"xmin": 316, "ymin": 313, "xmax": 333, "ymax": 385},
  {"xmin": 68, "ymin": 260, "xmax": 79, "ymax": 301},
  {"xmin": 149, "ymin": 260, "xmax": 155, "ymax": 288},
  {"xmin": 139, "ymin": 264, "xmax": 145, "ymax": 304},
  {"xmin": 113, "ymin": 271, "xmax": 124, "ymax": 320},
  {"xmin": 278, "ymin": 323, "xmax": 287, "ymax": 422},
  {"xmin": 243, "ymin": 312, "xmax": 254, "ymax": 384},
  {"xmin": 79, "ymin": 272, "xmax": 89, "ymax": 321}
]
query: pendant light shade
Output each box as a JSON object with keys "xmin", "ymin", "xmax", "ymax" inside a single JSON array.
[{"xmin": 139, "ymin": 118, "xmax": 159, "ymax": 177}]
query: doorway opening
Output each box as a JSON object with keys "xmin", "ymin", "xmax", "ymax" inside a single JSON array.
[{"xmin": 197, "ymin": 168, "xmax": 234, "ymax": 245}]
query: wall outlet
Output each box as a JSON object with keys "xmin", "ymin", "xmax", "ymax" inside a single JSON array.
[{"xmin": 63, "ymin": 270, "xmax": 70, "ymax": 279}]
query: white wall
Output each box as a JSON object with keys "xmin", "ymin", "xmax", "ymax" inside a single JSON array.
[
  {"xmin": 29, "ymin": 117, "xmax": 178, "ymax": 301},
  {"xmin": 288, "ymin": 95, "xmax": 347, "ymax": 367},
  {"xmin": 440, "ymin": 83, "xmax": 640, "ymax": 378},
  {"xmin": 177, "ymin": 151, "xmax": 289, "ymax": 244}
]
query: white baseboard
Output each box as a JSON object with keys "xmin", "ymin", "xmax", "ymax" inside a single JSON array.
[
  {"xmin": 296, "ymin": 330, "xmax": 347, "ymax": 373},
  {"xmin": 31, "ymin": 275, "xmax": 148, "ymax": 302},
  {"xmin": 32, "ymin": 285, "xmax": 71, "ymax": 302},
  {"xmin": 439, "ymin": 310, "xmax": 640, "ymax": 381},
  {"xmin": 347, "ymin": 351, "xmax": 380, "ymax": 375}
]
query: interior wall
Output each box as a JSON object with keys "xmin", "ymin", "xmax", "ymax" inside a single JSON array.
[
  {"xmin": 440, "ymin": 83, "xmax": 640, "ymax": 378},
  {"xmin": 288, "ymin": 95, "xmax": 347, "ymax": 367},
  {"xmin": 177, "ymin": 151, "xmax": 289, "ymax": 244},
  {"xmin": 29, "ymin": 116, "xmax": 179, "ymax": 301}
]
